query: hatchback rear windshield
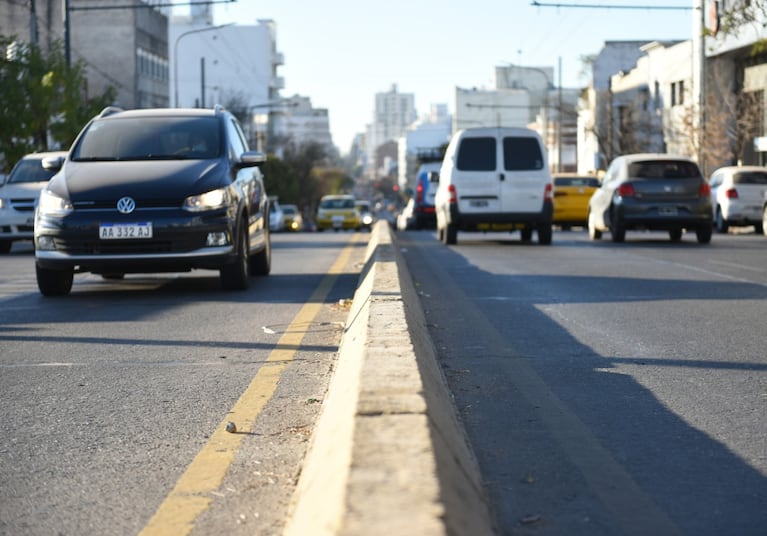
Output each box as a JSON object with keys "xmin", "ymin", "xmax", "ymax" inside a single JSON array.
[
  {"xmin": 72, "ymin": 116, "xmax": 222, "ymax": 161},
  {"xmin": 320, "ymin": 198, "xmax": 355, "ymax": 209},
  {"xmin": 733, "ymin": 171, "xmax": 767, "ymax": 185},
  {"xmin": 629, "ymin": 160, "xmax": 702, "ymax": 179}
]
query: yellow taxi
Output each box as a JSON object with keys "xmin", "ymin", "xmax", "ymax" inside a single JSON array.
[
  {"xmin": 552, "ymin": 173, "xmax": 600, "ymax": 229},
  {"xmin": 316, "ymin": 194, "xmax": 361, "ymax": 231}
]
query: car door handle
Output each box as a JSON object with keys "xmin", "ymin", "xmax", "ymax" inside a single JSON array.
[{"xmin": 499, "ymin": 173, "xmax": 505, "ymax": 181}]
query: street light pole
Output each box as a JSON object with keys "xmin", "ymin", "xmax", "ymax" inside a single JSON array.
[{"xmin": 173, "ymin": 22, "xmax": 234, "ymax": 108}]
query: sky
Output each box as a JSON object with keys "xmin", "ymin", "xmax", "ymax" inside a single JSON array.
[{"xmin": 201, "ymin": 0, "xmax": 695, "ymax": 153}]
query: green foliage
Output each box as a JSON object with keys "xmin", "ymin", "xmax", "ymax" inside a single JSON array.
[
  {"xmin": 261, "ymin": 141, "xmax": 354, "ymax": 219},
  {"xmin": 0, "ymin": 36, "xmax": 116, "ymax": 171}
]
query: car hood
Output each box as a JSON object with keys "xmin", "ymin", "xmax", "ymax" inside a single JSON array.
[{"xmin": 49, "ymin": 159, "xmax": 227, "ymax": 202}]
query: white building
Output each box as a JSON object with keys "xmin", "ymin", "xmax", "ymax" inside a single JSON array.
[
  {"xmin": 274, "ymin": 95, "xmax": 335, "ymax": 156},
  {"xmin": 365, "ymin": 84, "xmax": 417, "ymax": 178},
  {"xmin": 170, "ymin": 11, "xmax": 284, "ymax": 150}
]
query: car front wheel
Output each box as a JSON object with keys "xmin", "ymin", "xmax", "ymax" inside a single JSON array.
[
  {"xmin": 37, "ymin": 264, "xmax": 74, "ymax": 296},
  {"xmin": 250, "ymin": 230, "xmax": 271, "ymax": 276},
  {"xmin": 220, "ymin": 225, "xmax": 250, "ymax": 290}
]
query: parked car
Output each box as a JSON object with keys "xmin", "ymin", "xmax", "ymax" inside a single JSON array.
[
  {"xmin": 396, "ymin": 198, "xmax": 416, "ymax": 231},
  {"xmin": 0, "ymin": 151, "xmax": 68, "ymax": 253},
  {"xmin": 315, "ymin": 194, "xmax": 360, "ymax": 231},
  {"xmin": 434, "ymin": 127, "xmax": 553, "ymax": 245},
  {"xmin": 411, "ymin": 162, "xmax": 440, "ymax": 229},
  {"xmin": 355, "ymin": 200, "xmax": 374, "ymax": 231},
  {"xmin": 33, "ymin": 106, "xmax": 270, "ymax": 296},
  {"xmin": 708, "ymin": 165, "xmax": 767, "ymax": 233},
  {"xmin": 268, "ymin": 196, "xmax": 285, "ymax": 232},
  {"xmin": 281, "ymin": 203, "xmax": 303, "ymax": 231},
  {"xmin": 587, "ymin": 154, "xmax": 713, "ymax": 244},
  {"xmin": 552, "ymin": 173, "xmax": 600, "ymax": 229}
]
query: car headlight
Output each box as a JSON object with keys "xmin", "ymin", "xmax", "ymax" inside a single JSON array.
[
  {"xmin": 37, "ymin": 189, "xmax": 73, "ymax": 216},
  {"xmin": 183, "ymin": 187, "xmax": 229, "ymax": 211}
]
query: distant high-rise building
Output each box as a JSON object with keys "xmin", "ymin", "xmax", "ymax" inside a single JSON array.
[{"xmin": 365, "ymin": 84, "xmax": 417, "ymax": 178}]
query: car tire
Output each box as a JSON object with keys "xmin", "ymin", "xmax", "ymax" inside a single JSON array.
[
  {"xmin": 715, "ymin": 207, "xmax": 729, "ymax": 233},
  {"xmin": 696, "ymin": 224, "xmax": 712, "ymax": 244},
  {"xmin": 250, "ymin": 230, "xmax": 271, "ymax": 276},
  {"xmin": 445, "ymin": 222, "xmax": 457, "ymax": 245},
  {"xmin": 754, "ymin": 222, "xmax": 763, "ymax": 234},
  {"xmin": 669, "ymin": 229, "xmax": 683, "ymax": 242},
  {"xmin": 0, "ymin": 240, "xmax": 11, "ymax": 254},
  {"xmin": 588, "ymin": 214, "xmax": 602, "ymax": 240},
  {"xmin": 220, "ymin": 225, "xmax": 250, "ymax": 290},
  {"xmin": 36, "ymin": 264, "xmax": 74, "ymax": 297},
  {"xmin": 520, "ymin": 227, "xmax": 533, "ymax": 242},
  {"xmin": 537, "ymin": 222, "xmax": 552, "ymax": 245}
]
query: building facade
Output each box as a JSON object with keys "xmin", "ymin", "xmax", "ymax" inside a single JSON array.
[{"xmin": 365, "ymin": 84, "xmax": 417, "ymax": 179}]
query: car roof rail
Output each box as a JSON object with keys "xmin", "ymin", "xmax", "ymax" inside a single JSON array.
[
  {"xmin": 214, "ymin": 103, "xmax": 225, "ymax": 115},
  {"xmin": 97, "ymin": 106, "xmax": 124, "ymax": 118}
]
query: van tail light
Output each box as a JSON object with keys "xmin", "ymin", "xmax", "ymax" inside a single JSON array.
[
  {"xmin": 416, "ymin": 183, "xmax": 424, "ymax": 204},
  {"xmin": 448, "ymin": 184, "xmax": 457, "ymax": 204},
  {"xmin": 617, "ymin": 183, "xmax": 636, "ymax": 197},
  {"xmin": 724, "ymin": 187, "xmax": 738, "ymax": 199},
  {"xmin": 544, "ymin": 183, "xmax": 553, "ymax": 201}
]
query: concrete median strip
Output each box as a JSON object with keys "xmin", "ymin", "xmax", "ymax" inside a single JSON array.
[{"xmin": 283, "ymin": 221, "xmax": 495, "ymax": 535}]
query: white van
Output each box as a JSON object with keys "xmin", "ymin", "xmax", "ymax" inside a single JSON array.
[{"xmin": 434, "ymin": 127, "xmax": 553, "ymax": 245}]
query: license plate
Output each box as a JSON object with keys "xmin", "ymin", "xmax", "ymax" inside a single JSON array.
[
  {"xmin": 470, "ymin": 200, "xmax": 489, "ymax": 208},
  {"xmin": 332, "ymin": 215, "xmax": 345, "ymax": 222},
  {"xmin": 658, "ymin": 207, "xmax": 678, "ymax": 216},
  {"xmin": 99, "ymin": 222, "xmax": 153, "ymax": 239}
]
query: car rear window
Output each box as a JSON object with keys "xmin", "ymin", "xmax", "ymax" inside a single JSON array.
[
  {"xmin": 629, "ymin": 160, "xmax": 702, "ymax": 179},
  {"xmin": 554, "ymin": 176, "xmax": 599, "ymax": 187},
  {"xmin": 503, "ymin": 136, "xmax": 544, "ymax": 171},
  {"xmin": 73, "ymin": 117, "xmax": 222, "ymax": 161},
  {"xmin": 456, "ymin": 137, "xmax": 496, "ymax": 171},
  {"xmin": 321, "ymin": 198, "xmax": 355, "ymax": 209},
  {"xmin": 733, "ymin": 171, "xmax": 767, "ymax": 185}
]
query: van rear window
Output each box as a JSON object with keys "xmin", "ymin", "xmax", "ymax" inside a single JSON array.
[
  {"xmin": 503, "ymin": 137, "xmax": 544, "ymax": 171},
  {"xmin": 456, "ymin": 137, "xmax": 496, "ymax": 171}
]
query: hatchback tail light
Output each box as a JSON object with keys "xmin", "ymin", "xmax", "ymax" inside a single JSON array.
[
  {"xmin": 724, "ymin": 187, "xmax": 738, "ymax": 199},
  {"xmin": 416, "ymin": 183, "xmax": 424, "ymax": 204},
  {"xmin": 448, "ymin": 184, "xmax": 457, "ymax": 204},
  {"xmin": 699, "ymin": 182, "xmax": 711, "ymax": 197},
  {"xmin": 616, "ymin": 183, "xmax": 636, "ymax": 197}
]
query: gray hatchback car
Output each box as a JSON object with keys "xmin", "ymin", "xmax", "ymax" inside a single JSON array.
[{"xmin": 587, "ymin": 154, "xmax": 713, "ymax": 244}]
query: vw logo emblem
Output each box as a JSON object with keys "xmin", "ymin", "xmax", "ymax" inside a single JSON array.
[{"xmin": 117, "ymin": 196, "xmax": 136, "ymax": 214}]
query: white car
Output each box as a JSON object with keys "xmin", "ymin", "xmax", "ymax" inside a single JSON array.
[
  {"xmin": 0, "ymin": 151, "xmax": 67, "ymax": 253},
  {"xmin": 708, "ymin": 166, "xmax": 767, "ymax": 233},
  {"xmin": 269, "ymin": 197, "xmax": 285, "ymax": 232}
]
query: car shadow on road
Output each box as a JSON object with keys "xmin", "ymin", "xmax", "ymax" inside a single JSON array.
[{"xmin": 398, "ymin": 231, "xmax": 767, "ymax": 536}]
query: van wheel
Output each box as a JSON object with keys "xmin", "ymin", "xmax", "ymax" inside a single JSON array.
[
  {"xmin": 537, "ymin": 222, "xmax": 552, "ymax": 245},
  {"xmin": 36, "ymin": 264, "xmax": 74, "ymax": 296},
  {"xmin": 444, "ymin": 222, "xmax": 457, "ymax": 245},
  {"xmin": 521, "ymin": 227, "xmax": 533, "ymax": 242}
]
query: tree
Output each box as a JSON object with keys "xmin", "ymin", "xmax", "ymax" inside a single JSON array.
[{"xmin": 0, "ymin": 36, "xmax": 116, "ymax": 171}]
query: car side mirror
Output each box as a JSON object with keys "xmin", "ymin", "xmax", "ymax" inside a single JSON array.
[
  {"xmin": 42, "ymin": 155, "xmax": 65, "ymax": 172},
  {"xmin": 428, "ymin": 171, "xmax": 440, "ymax": 183},
  {"xmin": 239, "ymin": 151, "xmax": 266, "ymax": 168}
]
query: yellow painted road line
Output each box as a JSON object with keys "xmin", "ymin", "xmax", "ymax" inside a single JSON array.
[{"xmin": 140, "ymin": 235, "xmax": 361, "ymax": 536}]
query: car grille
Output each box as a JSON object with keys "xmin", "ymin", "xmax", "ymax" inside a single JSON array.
[
  {"xmin": 53, "ymin": 236, "xmax": 206, "ymax": 255},
  {"xmin": 9, "ymin": 198, "xmax": 36, "ymax": 212}
]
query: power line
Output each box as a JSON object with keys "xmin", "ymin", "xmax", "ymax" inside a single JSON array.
[{"xmin": 531, "ymin": 1, "xmax": 692, "ymax": 10}]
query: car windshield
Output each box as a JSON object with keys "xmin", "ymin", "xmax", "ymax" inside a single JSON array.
[
  {"xmin": 71, "ymin": 116, "xmax": 222, "ymax": 161},
  {"xmin": 282, "ymin": 206, "xmax": 296, "ymax": 214},
  {"xmin": 6, "ymin": 158, "xmax": 59, "ymax": 184},
  {"xmin": 629, "ymin": 160, "xmax": 701, "ymax": 179},
  {"xmin": 321, "ymin": 198, "xmax": 355, "ymax": 209}
]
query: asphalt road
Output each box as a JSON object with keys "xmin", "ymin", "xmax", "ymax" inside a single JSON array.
[
  {"xmin": 397, "ymin": 227, "xmax": 767, "ymax": 536},
  {"xmin": 0, "ymin": 232, "xmax": 368, "ymax": 536}
]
